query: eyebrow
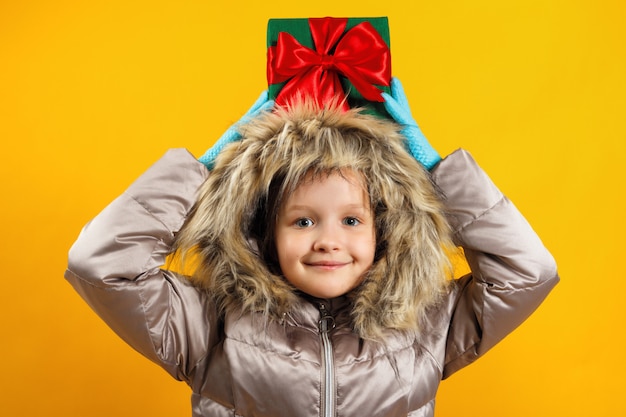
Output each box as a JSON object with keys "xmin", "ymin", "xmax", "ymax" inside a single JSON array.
[{"xmin": 283, "ymin": 203, "xmax": 371, "ymax": 213}]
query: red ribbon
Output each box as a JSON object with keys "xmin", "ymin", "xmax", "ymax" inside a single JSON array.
[{"xmin": 267, "ymin": 17, "xmax": 391, "ymax": 109}]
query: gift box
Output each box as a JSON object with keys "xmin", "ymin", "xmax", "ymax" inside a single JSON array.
[{"xmin": 266, "ymin": 17, "xmax": 392, "ymax": 118}]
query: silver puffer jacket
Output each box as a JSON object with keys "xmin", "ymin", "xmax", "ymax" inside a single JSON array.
[{"xmin": 65, "ymin": 148, "xmax": 558, "ymax": 417}]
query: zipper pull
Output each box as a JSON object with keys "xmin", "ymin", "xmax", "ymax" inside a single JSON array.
[{"xmin": 318, "ymin": 303, "xmax": 336, "ymax": 333}]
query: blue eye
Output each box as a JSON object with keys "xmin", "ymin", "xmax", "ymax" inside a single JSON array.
[
  {"xmin": 343, "ymin": 217, "xmax": 360, "ymax": 226},
  {"xmin": 295, "ymin": 218, "xmax": 314, "ymax": 228}
]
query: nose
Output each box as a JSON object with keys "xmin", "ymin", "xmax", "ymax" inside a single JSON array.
[{"xmin": 312, "ymin": 225, "xmax": 341, "ymax": 252}]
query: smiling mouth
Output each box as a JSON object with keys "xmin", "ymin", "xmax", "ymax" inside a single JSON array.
[{"xmin": 306, "ymin": 261, "xmax": 349, "ymax": 270}]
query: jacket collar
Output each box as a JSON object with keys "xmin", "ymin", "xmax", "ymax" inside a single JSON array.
[{"xmin": 284, "ymin": 292, "xmax": 353, "ymax": 331}]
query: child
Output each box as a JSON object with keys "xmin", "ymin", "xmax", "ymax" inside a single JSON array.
[{"xmin": 65, "ymin": 78, "xmax": 559, "ymax": 417}]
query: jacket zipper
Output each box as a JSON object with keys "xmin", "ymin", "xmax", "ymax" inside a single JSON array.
[{"xmin": 318, "ymin": 303, "xmax": 336, "ymax": 417}]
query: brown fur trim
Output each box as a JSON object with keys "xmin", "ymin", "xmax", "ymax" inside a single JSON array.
[{"xmin": 173, "ymin": 102, "xmax": 455, "ymax": 340}]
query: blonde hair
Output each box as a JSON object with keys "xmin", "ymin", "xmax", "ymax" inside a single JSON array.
[{"xmin": 173, "ymin": 102, "xmax": 455, "ymax": 340}]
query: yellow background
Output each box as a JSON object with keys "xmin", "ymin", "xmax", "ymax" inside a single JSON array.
[{"xmin": 1, "ymin": 0, "xmax": 623, "ymax": 416}]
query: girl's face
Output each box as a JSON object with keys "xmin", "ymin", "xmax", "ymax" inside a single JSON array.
[{"xmin": 274, "ymin": 170, "xmax": 376, "ymax": 299}]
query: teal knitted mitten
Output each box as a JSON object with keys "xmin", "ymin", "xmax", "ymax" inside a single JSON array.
[
  {"xmin": 382, "ymin": 77, "xmax": 441, "ymax": 170},
  {"xmin": 199, "ymin": 91, "xmax": 274, "ymax": 170}
]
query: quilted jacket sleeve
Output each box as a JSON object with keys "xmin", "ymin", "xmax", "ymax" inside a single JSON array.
[
  {"xmin": 64, "ymin": 149, "xmax": 217, "ymax": 384},
  {"xmin": 430, "ymin": 149, "xmax": 559, "ymax": 378}
]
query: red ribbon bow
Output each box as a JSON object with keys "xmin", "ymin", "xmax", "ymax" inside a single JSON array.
[{"xmin": 267, "ymin": 17, "xmax": 391, "ymax": 109}]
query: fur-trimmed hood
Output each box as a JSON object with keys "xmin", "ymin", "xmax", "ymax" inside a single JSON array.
[{"xmin": 174, "ymin": 103, "xmax": 454, "ymax": 339}]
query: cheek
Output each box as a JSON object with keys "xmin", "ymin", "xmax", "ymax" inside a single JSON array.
[
  {"xmin": 368, "ymin": 240, "xmax": 377, "ymax": 264},
  {"xmin": 275, "ymin": 226, "xmax": 289, "ymax": 248},
  {"xmin": 360, "ymin": 229, "xmax": 377, "ymax": 264},
  {"xmin": 274, "ymin": 230, "xmax": 299, "ymax": 264},
  {"xmin": 274, "ymin": 234, "xmax": 287, "ymax": 265}
]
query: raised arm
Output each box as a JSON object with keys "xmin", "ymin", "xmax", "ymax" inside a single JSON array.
[
  {"xmin": 65, "ymin": 90, "xmax": 275, "ymax": 383},
  {"xmin": 383, "ymin": 78, "xmax": 559, "ymax": 378},
  {"xmin": 431, "ymin": 149, "xmax": 558, "ymax": 377},
  {"xmin": 65, "ymin": 149, "xmax": 214, "ymax": 382}
]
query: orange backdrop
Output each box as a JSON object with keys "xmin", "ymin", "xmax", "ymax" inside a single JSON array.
[{"xmin": 1, "ymin": 1, "xmax": 624, "ymax": 416}]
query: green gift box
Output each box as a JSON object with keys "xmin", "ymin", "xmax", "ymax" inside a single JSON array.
[{"xmin": 266, "ymin": 17, "xmax": 392, "ymax": 118}]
